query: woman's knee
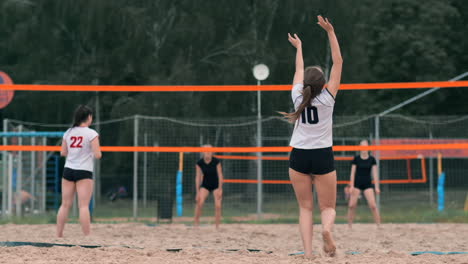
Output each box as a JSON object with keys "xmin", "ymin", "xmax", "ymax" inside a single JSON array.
[
  {"xmin": 214, "ymin": 197, "xmax": 222, "ymax": 206},
  {"xmin": 318, "ymin": 196, "xmax": 336, "ymax": 211},
  {"xmin": 197, "ymin": 200, "xmax": 205, "ymax": 207},
  {"xmin": 299, "ymin": 202, "xmax": 313, "ymax": 212},
  {"xmin": 320, "ymin": 205, "xmax": 336, "ymax": 212},
  {"xmin": 60, "ymin": 200, "xmax": 73, "ymax": 210},
  {"xmin": 78, "ymin": 199, "xmax": 91, "ymax": 209},
  {"xmin": 78, "ymin": 204, "xmax": 90, "ymax": 210}
]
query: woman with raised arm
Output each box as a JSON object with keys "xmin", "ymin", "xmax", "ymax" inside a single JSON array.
[
  {"xmin": 347, "ymin": 139, "xmax": 381, "ymax": 228},
  {"xmin": 281, "ymin": 16, "xmax": 342, "ymax": 258},
  {"xmin": 57, "ymin": 105, "xmax": 102, "ymax": 237}
]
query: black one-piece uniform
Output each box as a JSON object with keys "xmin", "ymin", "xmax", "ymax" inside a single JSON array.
[
  {"xmin": 352, "ymin": 155, "xmax": 376, "ymax": 191},
  {"xmin": 197, "ymin": 157, "xmax": 220, "ymax": 192}
]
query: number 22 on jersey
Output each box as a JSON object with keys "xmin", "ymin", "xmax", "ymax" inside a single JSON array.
[
  {"xmin": 70, "ymin": 136, "xmax": 83, "ymax": 148},
  {"xmin": 301, "ymin": 106, "xmax": 319, "ymax": 124}
]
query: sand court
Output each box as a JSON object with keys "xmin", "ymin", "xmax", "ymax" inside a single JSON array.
[{"xmin": 0, "ymin": 223, "xmax": 467, "ymax": 263}]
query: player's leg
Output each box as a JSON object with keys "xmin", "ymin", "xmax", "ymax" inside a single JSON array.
[
  {"xmin": 363, "ymin": 188, "xmax": 381, "ymax": 226},
  {"xmin": 213, "ymin": 188, "xmax": 223, "ymax": 229},
  {"xmin": 314, "ymin": 170, "xmax": 337, "ymax": 256},
  {"xmin": 289, "ymin": 168, "xmax": 314, "ymax": 258},
  {"xmin": 347, "ymin": 187, "xmax": 361, "ymax": 228},
  {"xmin": 194, "ymin": 187, "xmax": 210, "ymax": 227},
  {"xmin": 56, "ymin": 178, "xmax": 76, "ymax": 237},
  {"xmin": 76, "ymin": 179, "xmax": 94, "ymax": 235}
]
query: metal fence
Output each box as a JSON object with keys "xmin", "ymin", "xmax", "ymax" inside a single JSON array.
[{"xmin": 0, "ymin": 123, "xmax": 62, "ymax": 217}]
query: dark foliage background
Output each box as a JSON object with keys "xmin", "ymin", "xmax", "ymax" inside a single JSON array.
[{"xmin": 1, "ymin": 0, "xmax": 467, "ymax": 122}]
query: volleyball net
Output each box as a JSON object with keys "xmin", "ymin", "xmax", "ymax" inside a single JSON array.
[
  {"xmin": 2, "ymin": 113, "xmax": 468, "ymax": 220},
  {"xmin": 1, "ymin": 81, "xmax": 468, "ymax": 220}
]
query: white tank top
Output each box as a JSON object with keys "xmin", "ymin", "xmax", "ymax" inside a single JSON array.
[
  {"xmin": 289, "ymin": 83, "xmax": 335, "ymax": 149},
  {"xmin": 63, "ymin": 127, "xmax": 99, "ymax": 172}
]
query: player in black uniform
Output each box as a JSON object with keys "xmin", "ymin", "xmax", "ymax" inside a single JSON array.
[
  {"xmin": 347, "ymin": 140, "xmax": 381, "ymax": 228},
  {"xmin": 194, "ymin": 144, "xmax": 224, "ymax": 229}
]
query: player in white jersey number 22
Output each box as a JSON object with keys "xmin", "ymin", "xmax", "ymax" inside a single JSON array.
[{"xmin": 57, "ymin": 105, "xmax": 102, "ymax": 238}]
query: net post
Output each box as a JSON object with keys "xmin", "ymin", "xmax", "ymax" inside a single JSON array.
[
  {"xmin": 94, "ymin": 160, "xmax": 100, "ymax": 210},
  {"xmin": 16, "ymin": 125, "xmax": 23, "ymax": 217},
  {"xmin": 7, "ymin": 153, "xmax": 13, "ymax": 217},
  {"xmin": 256, "ymin": 80, "xmax": 263, "ymax": 220},
  {"xmin": 143, "ymin": 133, "xmax": 148, "ymax": 208},
  {"xmin": 2, "ymin": 118, "xmax": 8, "ymax": 217},
  {"xmin": 176, "ymin": 152, "xmax": 184, "ymax": 217},
  {"xmin": 133, "ymin": 115, "xmax": 139, "ymax": 220},
  {"xmin": 429, "ymin": 132, "xmax": 434, "ymax": 207},
  {"xmin": 94, "ymin": 85, "xmax": 101, "ymax": 205},
  {"xmin": 41, "ymin": 137, "xmax": 47, "ymax": 213},
  {"xmin": 437, "ymin": 153, "xmax": 444, "ymax": 212},
  {"xmin": 30, "ymin": 137, "xmax": 36, "ymax": 212},
  {"xmin": 437, "ymin": 152, "xmax": 442, "ymax": 175},
  {"xmin": 374, "ymin": 116, "xmax": 381, "ymax": 210}
]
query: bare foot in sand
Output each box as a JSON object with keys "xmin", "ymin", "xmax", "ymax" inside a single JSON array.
[{"xmin": 322, "ymin": 230, "xmax": 336, "ymax": 257}]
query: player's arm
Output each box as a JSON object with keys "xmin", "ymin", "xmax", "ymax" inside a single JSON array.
[
  {"xmin": 372, "ymin": 164, "xmax": 380, "ymax": 194},
  {"xmin": 60, "ymin": 139, "xmax": 68, "ymax": 157},
  {"xmin": 349, "ymin": 164, "xmax": 356, "ymax": 192},
  {"xmin": 91, "ymin": 137, "xmax": 102, "ymax": 159},
  {"xmin": 317, "ymin": 15, "xmax": 343, "ymax": 97},
  {"xmin": 217, "ymin": 163, "xmax": 224, "ymax": 189},
  {"xmin": 195, "ymin": 165, "xmax": 203, "ymax": 194},
  {"xmin": 288, "ymin": 33, "xmax": 304, "ymax": 85}
]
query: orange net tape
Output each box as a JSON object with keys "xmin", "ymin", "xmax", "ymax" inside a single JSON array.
[
  {"xmin": 214, "ymin": 155, "xmax": 421, "ymax": 161},
  {"xmin": 1, "ymin": 81, "xmax": 468, "ymax": 92},
  {"xmin": 0, "ymin": 143, "xmax": 467, "ymax": 152}
]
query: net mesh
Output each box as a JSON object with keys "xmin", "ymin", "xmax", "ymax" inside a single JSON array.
[{"xmin": 2, "ymin": 114, "xmax": 468, "ymax": 221}]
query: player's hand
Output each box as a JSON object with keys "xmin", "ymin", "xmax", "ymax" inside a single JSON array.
[
  {"xmin": 288, "ymin": 33, "xmax": 302, "ymax": 49},
  {"xmin": 375, "ymin": 187, "xmax": 381, "ymax": 194},
  {"xmin": 349, "ymin": 186, "xmax": 355, "ymax": 194},
  {"xmin": 195, "ymin": 193, "xmax": 199, "ymax": 202},
  {"xmin": 317, "ymin": 15, "xmax": 334, "ymax": 33}
]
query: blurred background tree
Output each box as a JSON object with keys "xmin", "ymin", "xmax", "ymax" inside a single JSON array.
[{"xmin": 0, "ymin": 0, "xmax": 467, "ymax": 123}]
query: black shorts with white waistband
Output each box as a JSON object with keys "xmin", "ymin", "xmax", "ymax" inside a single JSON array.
[
  {"xmin": 289, "ymin": 147, "xmax": 335, "ymax": 175},
  {"xmin": 63, "ymin": 167, "xmax": 93, "ymax": 182}
]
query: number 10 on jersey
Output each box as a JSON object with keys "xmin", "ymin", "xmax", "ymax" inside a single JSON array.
[{"xmin": 301, "ymin": 106, "xmax": 319, "ymax": 124}]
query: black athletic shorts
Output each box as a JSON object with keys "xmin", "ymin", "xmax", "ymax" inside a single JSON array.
[
  {"xmin": 201, "ymin": 184, "xmax": 219, "ymax": 192},
  {"xmin": 354, "ymin": 182, "xmax": 374, "ymax": 191},
  {"xmin": 63, "ymin": 167, "xmax": 93, "ymax": 182},
  {"xmin": 289, "ymin": 147, "xmax": 335, "ymax": 175}
]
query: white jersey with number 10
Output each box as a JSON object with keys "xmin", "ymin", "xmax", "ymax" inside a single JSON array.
[
  {"xmin": 63, "ymin": 127, "xmax": 99, "ymax": 172},
  {"xmin": 289, "ymin": 83, "xmax": 335, "ymax": 149}
]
